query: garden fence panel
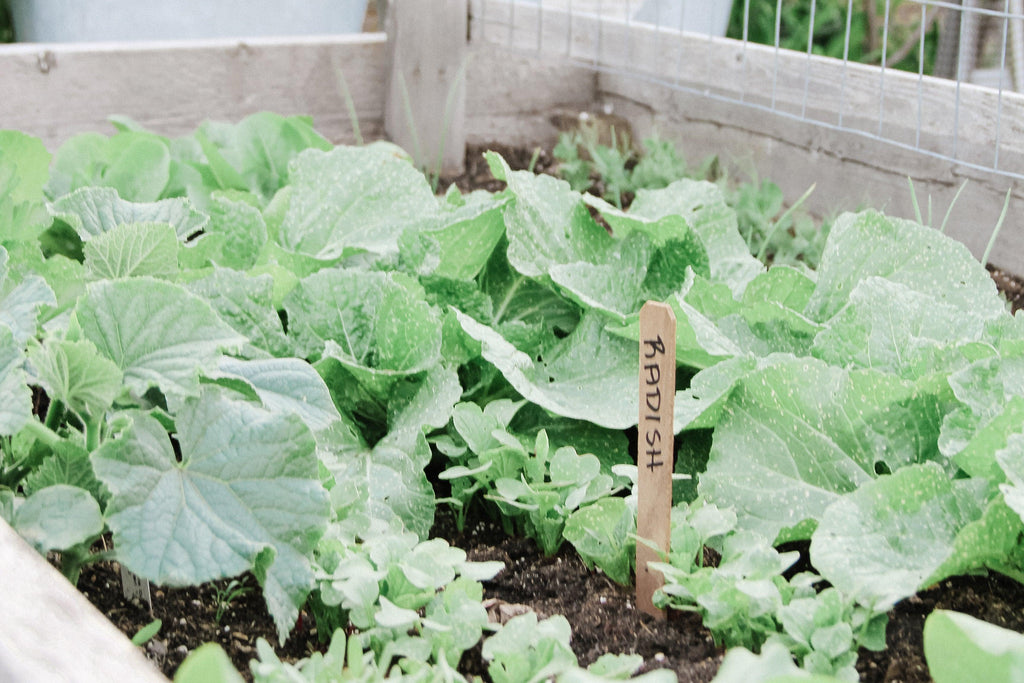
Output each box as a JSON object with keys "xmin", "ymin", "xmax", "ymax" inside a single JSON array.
[{"xmin": 469, "ymin": 0, "xmax": 1024, "ymax": 269}]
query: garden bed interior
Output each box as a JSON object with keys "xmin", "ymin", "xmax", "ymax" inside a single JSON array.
[{"xmin": 4, "ymin": 1, "xmax": 1024, "ymax": 681}]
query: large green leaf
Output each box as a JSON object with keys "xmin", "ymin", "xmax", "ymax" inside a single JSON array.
[
  {"xmin": 400, "ymin": 191, "xmax": 508, "ymax": 280},
  {"xmin": 12, "ymin": 484, "xmax": 103, "ymax": 554},
  {"xmin": 51, "ymin": 186, "xmax": 208, "ymax": 241},
  {"xmin": 0, "ymin": 131, "xmax": 51, "ymax": 205},
  {"xmin": 811, "ymin": 463, "xmax": 1020, "ymax": 610},
  {"xmin": 200, "ymin": 191, "xmax": 268, "ymax": 270},
  {"xmin": 23, "ymin": 441, "xmax": 107, "ymax": 503},
  {"xmin": 805, "ymin": 210, "xmax": 1004, "ymax": 322},
  {"xmin": 91, "ymin": 392, "xmax": 330, "ymax": 642},
  {"xmin": 83, "ymin": 221, "xmax": 179, "ymax": 280},
  {"xmin": 48, "ymin": 131, "xmax": 170, "ymax": 202},
  {"xmin": 486, "ymin": 152, "xmax": 611, "ymax": 279},
  {"xmin": 27, "ymin": 337, "xmax": 123, "ymax": 419},
  {"xmin": 208, "ymin": 356, "xmax": 341, "ymax": 434},
  {"xmin": 288, "ymin": 269, "xmax": 442, "ymax": 413},
  {"xmin": 477, "ymin": 238, "xmax": 580, "ymax": 353},
  {"xmin": 812, "ymin": 277, "xmax": 994, "ymax": 380},
  {"xmin": 699, "ymin": 356, "xmax": 943, "ymax": 541},
  {"xmin": 924, "ymin": 610, "xmax": 1024, "ymax": 683},
  {"xmin": 0, "ymin": 245, "xmax": 57, "ymax": 346},
  {"xmin": 623, "ymin": 179, "xmax": 763, "ymax": 295},
  {"xmin": 76, "ymin": 278, "xmax": 246, "ymax": 407},
  {"xmin": 0, "ymin": 131, "xmax": 52, "ymax": 242},
  {"xmin": 196, "ymin": 112, "xmax": 331, "ymax": 201},
  {"xmin": 455, "ymin": 310, "xmax": 642, "ymax": 430},
  {"xmin": 278, "ymin": 146, "xmax": 437, "ymax": 259},
  {"xmin": 186, "ymin": 269, "xmax": 291, "ymax": 359},
  {"xmin": 939, "ymin": 352, "xmax": 1024, "ymax": 479}
]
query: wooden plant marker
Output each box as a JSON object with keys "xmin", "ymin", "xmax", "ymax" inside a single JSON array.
[
  {"xmin": 120, "ymin": 565, "xmax": 152, "ymax": 613},
  {"xmin": 637, "ymin": 301, "xmax": 676, "ymax": 620}
]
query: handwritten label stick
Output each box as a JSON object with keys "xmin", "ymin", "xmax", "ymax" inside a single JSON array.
[
  {"xmin": 120, "ymin": 566, "xmax": 152, "ymax": 614},
  {"xmin": 636, "ymin": 301, "xmax": 676, "ymax": 620}
]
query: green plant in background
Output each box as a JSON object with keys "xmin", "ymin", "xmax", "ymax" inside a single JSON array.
[
  {"xmin": 0, "ymin": 1, "xmax": 12, "ymax": 42},
  {"xmin": 213, "ymin": 578, "xmax": 252, "ymax": 623},
  {"xmin": 552, "ymin": 130, "xmax": 827, "ymax": 267},
  {"xmin": 728, "ymin": 0, "xmax": 940, "ymax": 74}
]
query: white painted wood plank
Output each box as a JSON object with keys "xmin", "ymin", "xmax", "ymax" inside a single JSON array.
[
  {"xmin": 0, "ymin": 519, "xmax": 168, "ymax": 682},
  {"xmin": 0, "ymin": 34, "xmax": 388, "ymax": 148}
]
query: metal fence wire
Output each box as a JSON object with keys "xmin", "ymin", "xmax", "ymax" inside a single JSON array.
[{"xmin": 472, "ymin": 0, "xmax": 1024, "ymax": 182}]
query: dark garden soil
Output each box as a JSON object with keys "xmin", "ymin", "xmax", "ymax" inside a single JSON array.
[{"xmin": 72, "ymin": 143, "xmax": 1024, "ymax": 682}]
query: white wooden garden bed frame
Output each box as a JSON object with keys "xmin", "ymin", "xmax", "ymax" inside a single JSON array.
[{"xmin": 1, "ymin": 0, "xmax": 1022, "ymax": 679}]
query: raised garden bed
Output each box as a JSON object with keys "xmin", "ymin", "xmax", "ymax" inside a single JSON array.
[{"xmin": 5, "ymin": 3, "xmax": 1024, "ymax": 682}]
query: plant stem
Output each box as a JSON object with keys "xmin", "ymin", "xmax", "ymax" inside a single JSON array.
[
  {"xmin": 21, "ymin": 418, "xmax": 64, "ymax": 450},
  {"xmin": 85, "ymin": 417, "xmax": 102, "ymax": 452},
  {"xmin": 44, "ymin": 398, "xmax": 65, "ymax": 432}
]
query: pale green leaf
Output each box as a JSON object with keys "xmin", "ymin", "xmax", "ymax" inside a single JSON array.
[
  {"xmin": 699, "ymin": 356, "xmax": 943, "ymax": 541},
  {"xmin": 812, "ymin": 277, "xmax": 992, "ymax": 379},
  {"xmin": 28, "ymin": 337, "xmax": 123, "ymax": 418},
  {"xmin": 285, "ymin": 269, "xmax": 440, "ymax": 371},
  {"xmin": 0, "ymin": 324, "xmax": 32, "ymax": 436},
  {"xmin": 83, "ymin": 221, "xmax": 179, "ymax": 280},
  {"xmin": 805, "ymin": 210, "xmax": 1004, "ymax": 323},
  {"xmin": 0, "ymin": 131, "xmax": 50, "ymax": 205},
  {"xmin": 625, "ymin": 179, "xmax": 763, "ymax": 295},
  {"xmin": 91, "ymin": 392, "xmax": 330, "ymax": 642},
  {"xmin": 186, "ymin": 269, "xmax": 291, "ymax": 359},
  {"xmin": 455, "ymin": 310, "xmax": 642, "ymax": 430},
  {"xmin": 196, "ymin": 112, "xmax": 331, "ymax": 201},
  {"xmin": 402, "ymin": 191, "xmax": 507, "ymax": 280},
  {"xmin": 279, "ymin": 146, "xmax": 437, "ymax": 259},
  {"xmin": 811, "ymin": 463, "xmax": 1018, "ymax": 610},
  {"xmin": 924, "ymin": 610, "xmax": 1024, "ymax": 683},
  {"xmin": 174, "ymin": 643, "xmax": 246, "ymax": 683},
  {"xmin": 13, "ymin": 485, "xmax": 103, "ymax": 554},
  {"xmin": 1, "ymin": 246, "xmax": 57, "ymax": 345},
  {"xmin": 100, "ymin": 133, "xmax": 171, "ymax": 202},
  {"xmin": 486, "ymin": 152, "xmax": 611, "ymax": 279},
  {"xmin": 51, "ymin": 186, "xmax": 208, "ymax": 241},
  {"xmin": 77, "ymin": 277, "xmax": 246, "ymax": 408},
  {"xmin": 209, "ymin": 356, "xmax": 341, "ymax": 433},
  {"xmin": 203, "ymin": 191, "xmax": 268, "ymax": 270},
  {"xmin": 23, "ymin": 441, "xmax": 107, "ymax": 503}
]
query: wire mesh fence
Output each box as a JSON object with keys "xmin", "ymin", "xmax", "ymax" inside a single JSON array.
[{"xmin": 472, "ymin": 0, "xmax": 1024, "ymax": 183}]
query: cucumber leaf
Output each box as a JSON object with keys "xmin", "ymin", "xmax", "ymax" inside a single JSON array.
[{"xmin": 92, "ymin": 392, "xmax": 330, "ymax": 643}]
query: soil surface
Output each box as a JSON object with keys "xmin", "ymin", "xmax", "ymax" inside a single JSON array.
[{"xmin": 72, "ymin": 143, "xmax": 1024, "ymax": 681}]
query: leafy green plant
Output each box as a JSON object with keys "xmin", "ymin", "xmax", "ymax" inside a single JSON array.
[
  {"xmin": 923, "ymin": 609, "xmax": 1024, "ymax": 683},
  {"xmin": 213, "ymin": 578, "xmax": 252, "ymax": 624},
  {"xmin": 5, "ymin": 110, "xmax": 1024, "ymax": 681},
  {"xmin": 131, "ymin": 618, "xmax": 163, "ymax": 647},
  {"xmin": 552, "ymin": 130, "xmax": 825, "ymax": 267},
  {"xmin": 727, "ymin": 0, "xmax": 940, "ymax": 74}
]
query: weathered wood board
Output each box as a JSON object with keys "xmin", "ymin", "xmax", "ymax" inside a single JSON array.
[
  {"xmin": 0, "ymin": 34, "xmax": 388, "ymax": 147},
  {"xmin": 0, "ymin": 518, "xmax": 168, "ymax": 682}
]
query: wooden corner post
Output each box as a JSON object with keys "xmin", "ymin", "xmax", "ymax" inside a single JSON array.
[
  {"xmin": 637, "ymin": 301, "xmax": 676, "ymax": 619},
  {"xmin": 384, "ymin": 0, "xmax": 468, "ymax": 176}
]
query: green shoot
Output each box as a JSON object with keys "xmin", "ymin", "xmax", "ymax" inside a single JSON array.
[
  {"xmin": 756, "ymin": 183, "xmax": 816, "ymax": 262},
  {"xmin": 907, "ymin": 177, "xmax": 923, "ymax": 224},
  {"xmin": 333, "ymin": 62, "xmax": 363, "ymax": 146},
  {"xmin": 131, "ymin": 619, "xmax": 163, "ymax": 647},
  {"xmin": 981, "ymin": 187, "xmax": 1013, "ymax": 267},
  {"xmin": 938, "ymin": 179, "xmax": 969, "ymax": 235}
]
